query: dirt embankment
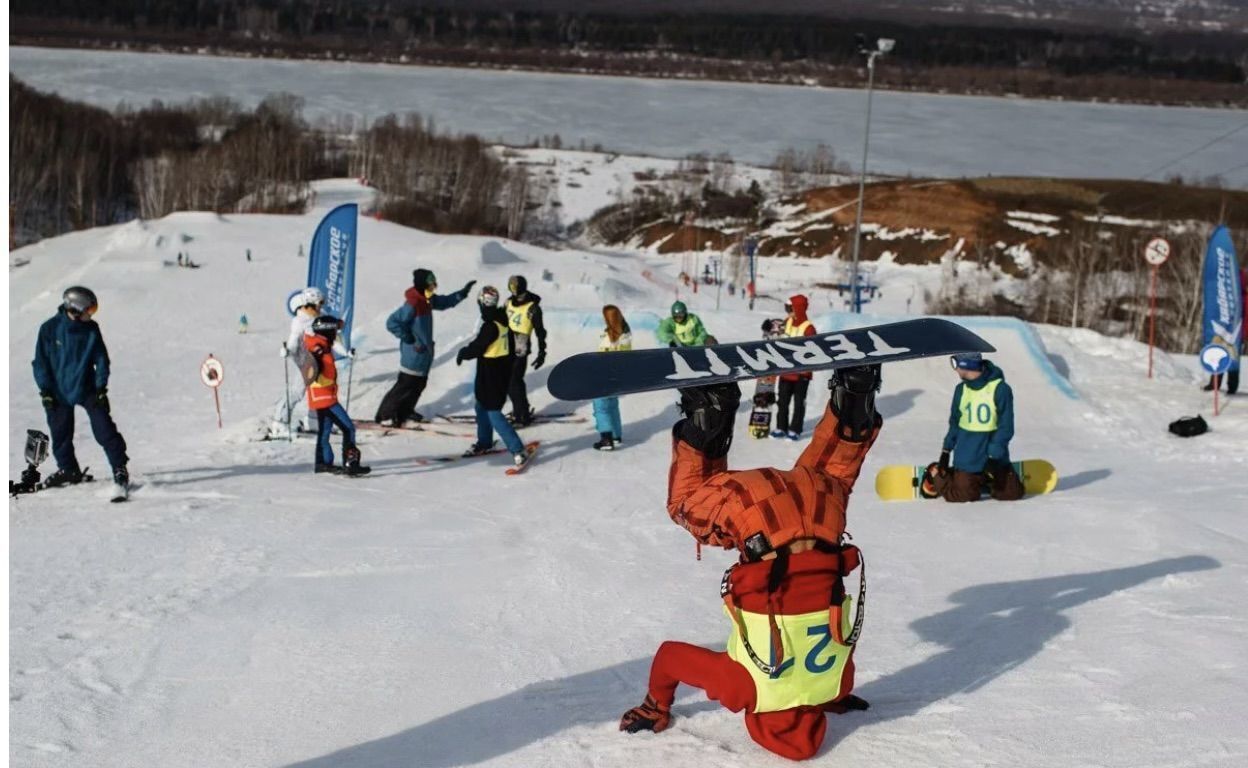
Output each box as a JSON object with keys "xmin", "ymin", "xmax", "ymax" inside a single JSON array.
[{"xmin": 619, "ymin": 177, "xmax": 1248, "ymax": 276}]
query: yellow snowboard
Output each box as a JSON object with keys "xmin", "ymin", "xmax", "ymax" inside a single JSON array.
[{"xmin": 874, "ymin": 459, "xmax": 1058, "ymax": 501}]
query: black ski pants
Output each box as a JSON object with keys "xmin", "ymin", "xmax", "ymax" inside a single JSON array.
[
  {"xmin": 375, "ymin": 372, "xmax": 428, "ymax": 423},
  {"xmin": 1206, "ymin": 371, "xmax": 1240, "ymax": 394},
  {"xmin": 45, "ymin": 400, "xmax": 128, "ymax": 473},
  {"xmin": 507, "ymin": 354, "xmax": 532, "ymax": 419},
  {"xmin": 776, "ymin": 378, "xmax": 811, "ymax": 435}
]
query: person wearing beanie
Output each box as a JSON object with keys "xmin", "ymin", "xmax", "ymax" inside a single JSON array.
[
  {"xmin": 923, "ymin": 352, "xmax": 1023, "ymax": 502},
  {"xmin": 374, "ymin": 269, "xmax": 476, "ymax": 426},
  {"xmin": 771, "ymin": 294, "xmax": 817, "ymax": 441}
]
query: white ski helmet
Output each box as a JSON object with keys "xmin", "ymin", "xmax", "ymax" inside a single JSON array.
[{"xmin": 300, "ymin": 287, "xmax": 326, "ymax": 308}]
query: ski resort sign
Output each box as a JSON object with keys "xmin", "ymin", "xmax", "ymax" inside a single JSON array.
[{"xmin": 1144, "ymin": 237, "xmax": 1171, "ymax": 266}]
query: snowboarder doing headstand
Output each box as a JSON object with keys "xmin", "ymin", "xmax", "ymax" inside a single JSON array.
[
  {"xmin": 772, "ymin": 294, "xmax": 817, "ymax": 440},
  {"xmin": 620, "ymin": 364, "xmax": 883, "ymax": 760},
  {"xmin": 656, "ymin": 301, "xmax": 708, "ymax": 347},
  {"xmin": 375, "ymin": 269, "xmax": 476, "ymax": 427},
  {"xmin": 304, "ymin": 315, "xmax": 369, "ymax": 476},
  {"xmin": 924, "ymin": 352, "xmax": 1022, "ymax": 502},
  {"xmin": 504, "ymin": 274, "xmax": 548, "ymax": 427},
  {"xmin": 32, "ymin": 286, "xmax": 130, "ymax": 493},
  {"xmin": 456, "ymin": 286, "xmax": 531, "ymax": 469}
]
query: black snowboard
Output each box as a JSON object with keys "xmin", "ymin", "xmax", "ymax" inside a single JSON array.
[{"xmin": 547, "ymin": 318, "xmax": 994, "ymax": 401}]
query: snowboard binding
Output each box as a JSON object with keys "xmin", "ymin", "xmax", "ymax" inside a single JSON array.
[{"xmin": 9, "ymin": 430, "xmax": 51, "ymax": 496}]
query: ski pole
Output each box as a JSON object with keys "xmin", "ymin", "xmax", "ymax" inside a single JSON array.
[
  {"xmin": 345, "ymin": 348, "xmax": 356, "ymax": 413},
  {"xmin": 283, "ymin": 342, "xmax": 293, "ymax": 442}
]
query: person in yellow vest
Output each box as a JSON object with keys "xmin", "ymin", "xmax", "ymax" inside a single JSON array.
[
  {"xmin": 926, "ymin": 352, "xmax": 1022, "ymax": 502},
  {"xmin": 772, "ymin": 294, "xmax": 817, "ymax": 440},
  {"xmin": 618, "ymin": 367, "xmax": 882, "ymax": 759},
  {"xmin": 504, "ymin": 275, "xmax": 548, "ymax": 427},
  {"xmin": 656, "ymin": 301, "xmax": 708, "ymax": 347},
  {"xmin": 456, "ymin": 286, "xmax": 530, "ymax": 468}
]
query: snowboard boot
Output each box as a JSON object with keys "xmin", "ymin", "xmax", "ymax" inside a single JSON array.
[
  {"xmin": 787, "ymin": 431, "xmax": 801, "ymax": 441},
  {"xmin": 315, "ymin": 463, "xmax": 345, "ymax": 475},
  {"xmin": 769, "ymin": 429, "xmax": 787, "ymax": 439},
  {"xmin": 43, "ymin": 467, "xmax": 86, "ymax": 489},
  {"xmin": 343, "ymin": 447, "xmax": 371, "ymax": 477},
  {"xmin": 829, "ymin": 364, "xmax": 882, "ymax": 442},
  {"xmin": 677, "ymin": 382, "xmax": 741, "ymax": 459},
  {"xmin": 593, "ymin": 432, "xmax": 616, "ymax": 451},
  {"xmin": 513, "ymin": 449, "xmax": 533, "ymax": 468},
  {"xmin": 509, "ymin": 409, "xmax": 535, "ymax": 428},
  {"xmin": 113, "ymin": 466, "xmax": 130, "ymax": 490},
  {"xmin": 619, "ymin": 694, "xmax": 671, "ymax": 734},
  {"xmin": 463, "ymin": 441, "xmax": 498, "ymax": 458},
  {"xmin": 919, "ymin": 462, "xmax": 947, "ymax": 499}
]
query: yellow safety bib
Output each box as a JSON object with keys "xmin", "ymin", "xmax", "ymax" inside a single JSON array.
[
  {"xmin": 507, "ymin": 301, "xmax": 535, "ymax": 336},
  {"xmin": 484, "ymin": 321, "xmax": 510, "ymax": 358},
  {"xmin": 958, "ymin": 379, "xmax": 1001, "ymax": 432},
  {"xmin": 673, "ymin": 316, "xmax": 701, "ymax": 346},
  {"xmin": 724, "ymin": 602, "xmax": 854, "ymax": 713},
  {"xmin": 784, "ymin": 319, "xmax": 812, "ymax": 337}
]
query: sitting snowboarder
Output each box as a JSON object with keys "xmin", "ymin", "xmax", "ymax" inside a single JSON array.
[
  {"xmin": 619, "ymin": 364, "xmax": 882, "ymax": 760},
  {"xmin": 923, "ymin": 352, "xmax": 1022, "ymax": 502}
]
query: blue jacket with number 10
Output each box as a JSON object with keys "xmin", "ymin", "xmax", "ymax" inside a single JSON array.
[{"xmin": 942, "ymin": 361, "xmax": 1014, "ymax": 474}]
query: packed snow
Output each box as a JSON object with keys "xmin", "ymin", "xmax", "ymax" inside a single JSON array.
[
  {"xmin": 8, "ymin": 183, "xmax": 1248, "ymax": 767},
  {"xmin": 10, "ymin": 46, "xmax": 1248, "ymax": 187}
]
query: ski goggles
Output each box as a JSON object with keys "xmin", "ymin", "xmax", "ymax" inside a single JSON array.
[
  {"xmin": 950, "ymin": 355, "xmax": 984, "ymax": 371},
  {"xmin": 67, "ymin": 305, "xmax": 98, "ymax": 320}
]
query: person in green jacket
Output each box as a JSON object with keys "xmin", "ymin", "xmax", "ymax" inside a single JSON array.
[{"xmin": 656, "ymin": 301, "xmax": 709, "ymax": 348}]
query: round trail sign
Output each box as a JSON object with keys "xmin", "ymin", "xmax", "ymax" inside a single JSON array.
[
  {"xmin": 200, "ymin": 356, "xmax": 225, "ymax": 388},
  {"xmin": 1199, "ymin": 344, "xmax": 1233, "ymax": 375},
  {"xmin": 1144, "ymin": 237, "xmax": 1171, "ymax": 266}
]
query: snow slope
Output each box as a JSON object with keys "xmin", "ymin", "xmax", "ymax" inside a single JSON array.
[{"xmin": 9, "ymin": 192, "xmax": 1248, "ymax": 767}]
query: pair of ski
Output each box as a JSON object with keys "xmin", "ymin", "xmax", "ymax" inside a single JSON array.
[{"xmin": 415, "ymin": 440, "xmax": 540, "ymax": 475}]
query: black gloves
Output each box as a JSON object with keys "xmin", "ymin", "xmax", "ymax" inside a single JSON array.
[
  {"xmin": 40, "ymin": 391, "xmax": 56, "ymax": 410},
  {"xmin": 462, "ymin": 280, "xmax": 477, "ymax": 296},
  {"xmin": 95, "ymin": 388, "xmax": 110, "ymax": 413},
  {"xmin": 938, "ymin": 449, "xmax": 951, "ymax": 474},
  {"xmin": 455, "ymin": 349, "xmax": 468, "ymax": 366},
  {"xmin": 532, "ymin": 349, "xmax": 546, "ymax": 370},
  {"xmin": 676, "ymin": 382, "xmax": 741, "ymax": 460}
]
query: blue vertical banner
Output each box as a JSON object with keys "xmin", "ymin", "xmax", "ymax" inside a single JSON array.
[
  {"xmin": 1201, "ymin": 225, "xmax": 1242, "ymax": 371},
  {"xmin": 307, "ymin": 203, "xmax": 358, "ymax": 350}
]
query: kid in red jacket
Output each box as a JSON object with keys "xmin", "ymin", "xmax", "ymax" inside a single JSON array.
[
  {"xmin": 772, "ymin": 294, "xmax": 818, "ymax": 439},
  {"xmin": 303, "ymin": 315, "xmax": 370, "ymax": 476},
  {"xmin": 619, "ymin": 364, "xmax": 881, "ymax": 760}
]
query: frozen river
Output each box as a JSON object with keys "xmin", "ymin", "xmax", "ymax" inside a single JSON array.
[{"xmin": 11, "ymin": 46, "xmax": 1248, "ymax": 186}]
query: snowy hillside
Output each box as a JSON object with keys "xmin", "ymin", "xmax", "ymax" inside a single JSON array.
[{"xmin": 9, "ymin": 188, "xmax": 1248, "ymax": 768}]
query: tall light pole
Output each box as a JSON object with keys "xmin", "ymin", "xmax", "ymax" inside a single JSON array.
[{"xmin": 849, "ymin": 36, "xmax": 894, "ymax": 314}]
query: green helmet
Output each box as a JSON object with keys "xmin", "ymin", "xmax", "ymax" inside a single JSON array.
[{"xmin": 671, "ymin": 301, "xmax": 688, "ymax": 319}]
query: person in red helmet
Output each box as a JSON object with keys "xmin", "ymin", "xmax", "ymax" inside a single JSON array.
[
  {"xmin": 771, "ymin": 294, "xmax": 818, "ymax": 440},
  {"xmin": 619, "ymin": 364, "xmax": 881, "ymax": 760}
]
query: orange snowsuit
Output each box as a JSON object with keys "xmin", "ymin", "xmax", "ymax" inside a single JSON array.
[
  {"xmin": 655, "ymin": 404, "xmax": 880, "ymax": 760},
  {"xmin": 667, "ymin": 404, "xmax": 878, "ymax": 556}
]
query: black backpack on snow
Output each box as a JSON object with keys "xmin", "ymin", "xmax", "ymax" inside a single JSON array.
[{"xmin": 1168, "ymin": 415, "xmax": 1208, "ymax": 438}]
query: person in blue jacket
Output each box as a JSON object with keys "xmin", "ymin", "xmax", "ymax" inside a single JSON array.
[
  {"xmin": 925, "ymin": 352, "xmax": 1023, "ymax": 502},
  {"xmin": 31, "ymin": 286, "xmax": 129, "ymax": 490},
  {"xmin": 374, "ymin": 268, "xmax": 476, "ymax": 426}
]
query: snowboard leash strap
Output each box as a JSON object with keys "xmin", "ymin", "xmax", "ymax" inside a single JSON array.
[{"xmin": 720, "ymin": 565, "xmax": 781, "ymax": 677}]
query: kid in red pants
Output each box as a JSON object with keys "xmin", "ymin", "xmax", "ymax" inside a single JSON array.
[{"xmin": 620, "ymin": 365, "xmax": 881, "ymax": 760}]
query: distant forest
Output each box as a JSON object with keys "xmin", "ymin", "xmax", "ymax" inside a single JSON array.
[{"xmin": 11, "ymin": 2, "xmax": 1247, "ymax": 106}]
